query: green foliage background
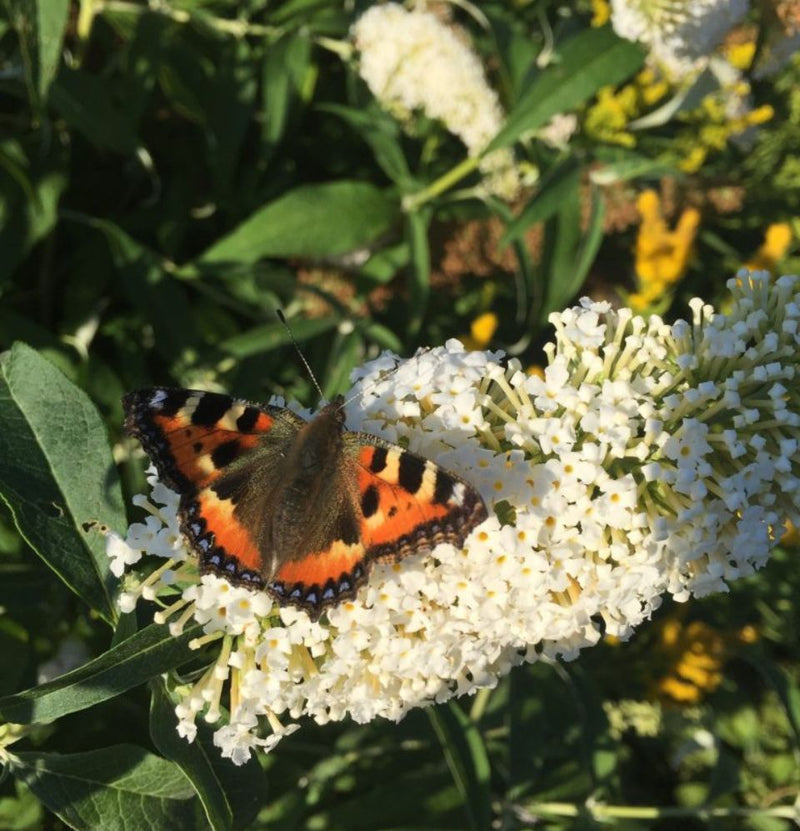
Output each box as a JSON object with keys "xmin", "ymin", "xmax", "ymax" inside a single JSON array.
[{"xmin": 0, "ymin": 0, "xmax": 799, "ymax": 829}]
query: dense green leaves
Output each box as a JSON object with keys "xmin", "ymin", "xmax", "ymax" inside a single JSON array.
[
  {"xmin": 0, "ymin": 343, "xmax": 122, "ymax": 623},
  {"xmin": 0, "ymin": 139, "xmax": 66, "ymax": 284}
]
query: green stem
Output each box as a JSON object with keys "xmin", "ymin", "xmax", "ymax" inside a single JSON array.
[
  {"xmin": 100, "ymin": 0, "xmax": 277, "ymax": 37},
  {"xmin": 469, "ymin": 687, "xmax": 492, "ymax": 722},
  {"xmin": 521, "ymin": 800, "xmax": 799, "ymax": 822},
  {"xmin": 403, "ymin": 155, "xmax": 481, "ymax": 212}
]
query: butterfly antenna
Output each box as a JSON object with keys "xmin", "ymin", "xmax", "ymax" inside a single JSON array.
[{"xmin": 276, "ymin": 309, "xmax": 326, "ymax": 403}]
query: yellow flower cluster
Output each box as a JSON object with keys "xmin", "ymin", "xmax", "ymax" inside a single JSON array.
[
  {"xmin": 584, "ymin": 69, "xmax": 670, "ymax": 147},
  {"xmin": 724, "ymin": 39, "xmax": 757, "ymax": 71},
  {"xmin": 654, "ymin": 618, "xmax": 758, "ymax": 704},
  {"xmin": 462, "ymin": 311, "xmax": 498, "ymax": 350},
  {"xmin": 630, "ymin": 189, "xmax": 700, "ymax": 310},
  {"xmin": 744, "ymin": 222, "xmax": 793, "ymax": 273},
  {"xmin": 783, "ymin": 520, "xmax": 800, "ymax": 547},
  {"xmin": 590, "ymin": 0, "xmax": 611, "ymax": 27},
  {"xmin": 678, "ymin": 83, "xmax": 774, "ymax": 172}
]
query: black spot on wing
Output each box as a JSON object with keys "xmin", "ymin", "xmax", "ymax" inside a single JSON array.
[
  {"xmin": 369, "ymin": 446, "xmax": 388, "ymax": 474},
  {"xmin": 157, "ymin": 389, "xmax": 190, "ymax": 417},
  {"xmin": 361, "ymin": 485, "xmax": 379, "ymax": 518},
  {"xmin": 211, "ymin": 466, "xmax": 249, "ymax": 503},
  {"xmin": 211, "ymin": 439, "xmax": 240, "ymax": 469},
  {"xmin": 433, "ymin": 471, "xmax": 454, "ymax": 505},
  {"xmin": 191, "ymin": 394, "xmax": 233, "ymax": 427},
  {"xmin": 336, "ymin": 509, "xmax": 360, "ymax": 546},
  {"xmin": 236, "ymin": 407, "xmax": 260, "ymax": 432},
  {"xmin": 398, "ymin": 453, "xmax": 424, "ymax": 494}
]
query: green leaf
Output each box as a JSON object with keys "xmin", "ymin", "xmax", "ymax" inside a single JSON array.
[
  {"xmin": 0, "ymin": 622, "xmax": 200, "ymax": 724},
  {"xmin": 428, "ymin": 703, "xmax": 491, "ymax": 831},
  {"xmin": 35, "ymin": 0, "xmax": 69, "ymax": 100},
  {"xmin": 4, "ymin": 0, "xmax": 68, "ymax": 105},
  {"xmin": 539, "ymin": 183, "xmax": 605, "ymax": 321},
  {"xmin": 0, "ymin": 780, "xmax": 44, "ymax": 830},
  {"xmin": 322, "ymin": 330, "xmax": 364, "ymax": 397},
  {"xmin": 741, "ymin": 646, "xmax": 800, "ymax": 747},
  {"xmin": 489, "ymin": 27, "xmax": 644, "ymax": 151},
  {"xmin": 218, "ymin": 315, "xmax": 339, "ymax": 360},
  {"xmin": 194, "ymin": 182, "xmax": 400, "ymax": 265},
  {"xmin": 0, "ymin": 343, "xmax": 122, "ymax": 623},
  {"xmin": 262, "ymin": 32, "xmax": 312, "ymax": 148},
  {"xmin": 321, "ymin": 103, "xmax": 413, "ymax": 186},
  {"xmin": 206, "ymin": 39, "xmax": 257, "ymax": 196},
  {"xmin": 358, "ymin": 241, "xmax": 410, "ymax": 284},
  {"xmin": 591, "ymin": 147, "xmax": 676, "ymax": 184},
  {"xmin": 150, "ymin": 680, "xmax": 265, "ymax": 831},
  {"xmin": 12, "ymin": 745, "xmax": 195, "ymax": 831}
]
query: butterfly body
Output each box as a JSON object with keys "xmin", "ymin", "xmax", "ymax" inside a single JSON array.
[{"xmin": 123, "ymin": 387, "xmax": 487, "ymax": 618}]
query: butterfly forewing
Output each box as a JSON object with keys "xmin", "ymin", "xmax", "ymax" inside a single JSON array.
[{"xmin": 122, "ymin": 388, "xmax": 293, "ymax": 493}]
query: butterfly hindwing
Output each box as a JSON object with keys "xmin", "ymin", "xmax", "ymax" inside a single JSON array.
[{"xmin": 268, "ymin": 435, "xmax": 488, "ymax": 614}]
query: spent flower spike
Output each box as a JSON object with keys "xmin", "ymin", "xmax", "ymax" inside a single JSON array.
[{"xmin": 112, "ymin": 272, "xmax": 800, "ymax": 763}]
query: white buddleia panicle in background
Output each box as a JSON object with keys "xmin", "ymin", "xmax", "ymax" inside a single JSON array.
[
  {"xmin": 610, "ymin": 0, "xmax": 749, "ymax": 79},
  {"xmin": 110, "ymin": 271, "xmax": 800, "ymax": 764},
  {"xmin": 350, "ymin": 2, "xmax": 519, "ymax": 200}
]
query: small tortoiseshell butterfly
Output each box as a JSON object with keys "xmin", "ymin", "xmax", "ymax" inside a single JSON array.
[{"xmin": 123, "ymin": 388, "xmax": 488, "ymax": 618}]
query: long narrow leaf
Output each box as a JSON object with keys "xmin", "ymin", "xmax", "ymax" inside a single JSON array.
[
  {"xmin": 489, "ymin": 27, "xmax": 644, "ymax": 152},
  {"xmin": 428, "ymin": 703, "xmax": 492, "ymax": 831},
  {"xmin": 195, "ymin": 182, "xmax": 400, "ymax": 265},
  {"xmin": 0, "ymin": 623, "xmax": 200, "ymax": 724},
  {"xmin": 150, "ymin": 680, "xmax": 266, "ymax": 831}
]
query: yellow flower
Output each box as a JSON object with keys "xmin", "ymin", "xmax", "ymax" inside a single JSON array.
[
  {"xmin": 590, "ymin": 0, "xmax": 611, "ymax": 27},
  {"xmin": 724, "ymin": 40, "xmax": 756, "ymax": 71},
  {"xmin": 632, "ymin": 190, "xmax": 700, "ymax": 308},
  {"xmin": 652, "ymin": 618, "xmax": 757, "ymax": 704},
  {"xmin": 745, "ymin": 223, "xmax": 793, "ymax": 273},
  {"xmin": 584, "ymin": 70, "xmax": 671, "ymax": 148},
  {"xmin": 781, "ymin": 519, "xmax": 800, "ymax": 548},
  {"xmin": 676, "ymin": 82, "xmax": 774, "ymax": 172},
  {"xmin": 462, "ymin": 311, "xmax": 498, "ymax": 350}
]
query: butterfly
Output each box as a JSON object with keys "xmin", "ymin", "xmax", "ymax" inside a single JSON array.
[{"xmin": 122, "ymin": 388, "xmax": 488, "ymax": 619}]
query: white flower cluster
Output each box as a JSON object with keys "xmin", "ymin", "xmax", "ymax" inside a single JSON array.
[
  {"xmin": 351, "ymin": 2, "xmax": 519, "ymax": 200},
  {"xmin": 610, "ymin": 0, "xmax": 749, "ymax": 79},
  {"xmin": 110, "ymin": 271, "xmax": 800, "ymax": 764}
]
